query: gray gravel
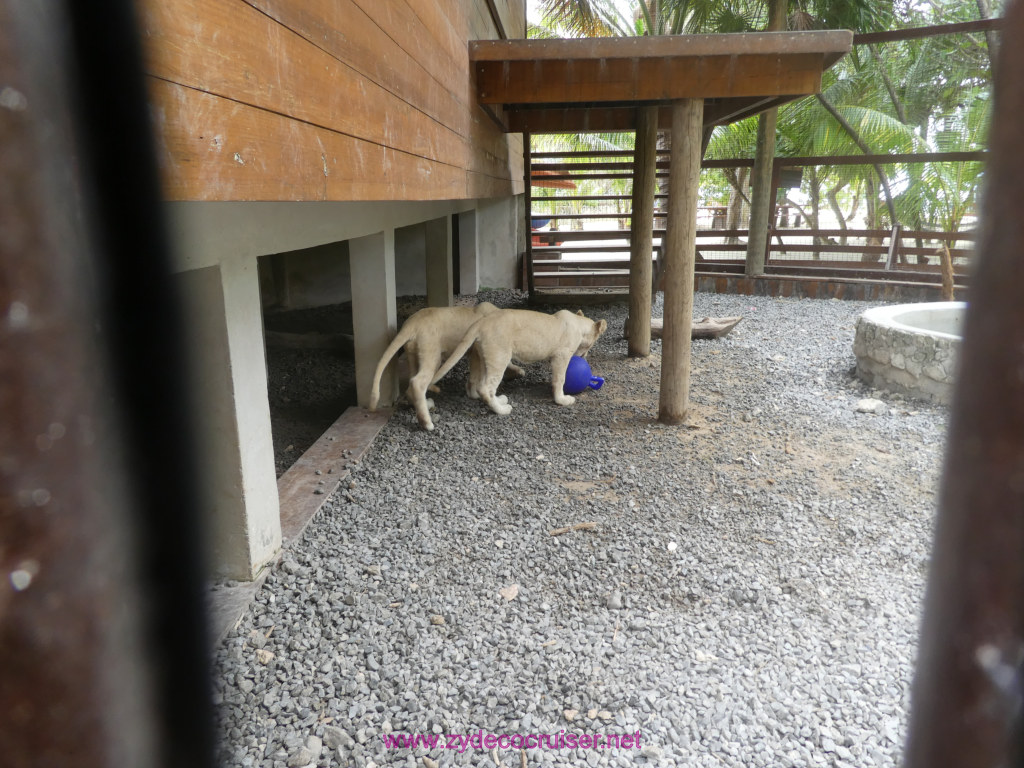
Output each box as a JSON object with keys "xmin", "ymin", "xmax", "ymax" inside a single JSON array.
[{"xmin": 214, "ymin": 289, "xmax": 947, "ymax": 768}]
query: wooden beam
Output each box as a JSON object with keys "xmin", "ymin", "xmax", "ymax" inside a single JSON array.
[
  {"xmin": 506, "ymin": 93, "xmax": 817, "ymax": 134},
  {"xmin": 470, "ymin": 31, "xmax": 853, "ymax": 63},
  {"xmin": 854, "ymin": 17, "xmax": 1002, "ymax": 44},
  {"xmin": 703, "ymin": 94, "xmax": 803, "ymax": 126},
  {"xmin": 659, "ymin": 99, "xmax": 704, "ymax": 425},
  {"xmin": 628, "ymin": 105, "xmax": 658, "ymax": 357},
  {"xmin": 508, "ymin": 105, "xmax": 643, "ymax": 133},
  {"xmin": 476, "ymin": 53, "xmax": 827, "ymax": 105}
]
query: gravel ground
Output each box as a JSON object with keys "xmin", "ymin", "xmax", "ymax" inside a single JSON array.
[{"xmin": 217, "ymin": 289, "xmax": 947, "ymax": 768}]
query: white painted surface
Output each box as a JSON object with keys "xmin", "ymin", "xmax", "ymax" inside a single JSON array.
[
  {"xmin": 477, "ymin": 196, "xmax": 525, "ymax": 289},
  {"xmin": 179, "ymin": 257, "xmax": 282, "ymax": 580},
  {"xmin": 458, "ymin": 209, "xmax": 480, "ymax": 294},
  {"xmin": 165, "ymin": 200, "xmax": 477, "ymax": 274}
]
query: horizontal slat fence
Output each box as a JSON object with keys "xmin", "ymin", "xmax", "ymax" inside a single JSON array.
[{"xmin": 526, "ymin": 147, "xmax": 978, "ymax": 295}]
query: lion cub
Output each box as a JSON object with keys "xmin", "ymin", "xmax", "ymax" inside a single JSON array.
[
  {"xmin": 431, "ymin": 308, "xmax": 607, "ymax": 415},
  {"xmin": 369, "ymin": 303, "xmax": 525, "ymax": 431}
]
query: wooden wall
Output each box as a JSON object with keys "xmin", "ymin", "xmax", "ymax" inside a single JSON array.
[{"xmin": 138, "ymin": 0, "xmax": 525, "ymax": 202}]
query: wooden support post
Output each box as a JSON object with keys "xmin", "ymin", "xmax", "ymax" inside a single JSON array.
[
  {"xmin": 885, "ymin": 223, "xmax": 903, "ymax": 270},
  {"xmin": 659, "ymin": 99, "xmax": 704, "ymax": 425},
  {"xmin": 628, "ymin": 105, "xmax": 658, "ymax": 357}
]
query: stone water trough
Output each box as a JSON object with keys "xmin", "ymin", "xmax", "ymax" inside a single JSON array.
[{"xmin": 854, "ymin": 301, "xmax": 965, "ymax": 404}]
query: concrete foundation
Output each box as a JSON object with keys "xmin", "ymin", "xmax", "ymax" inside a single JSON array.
[{"xmin": 165, "ymin": 198, "xmax": 523, "ymax": 580}]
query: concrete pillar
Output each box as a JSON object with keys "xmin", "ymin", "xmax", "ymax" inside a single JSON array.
[
  {"xmin": 179, "ymin": 255, "xmax": 281, "ymax": 580},
  {"xmin": 457, "ymin": 209, "xmax": 480, "ymax": 295},
  {"xmin": 350, "ymin": 230, "xmax": 397, "ymax": 407},
  {"xmin": 425, "ymin": 215, "xmax": 453, "ymax": 307},
  {"xmin": 477, "ymin": 196, "xmax": 522, "ymax": 289},
  {"xmin": 394, "ymin": 224, "xmax": 425, "ymax": 296}
]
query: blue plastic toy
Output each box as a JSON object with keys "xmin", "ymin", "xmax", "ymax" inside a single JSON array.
[{"xmin": 563, "ymin": 355, "xmax": 605, "ymax": 395}]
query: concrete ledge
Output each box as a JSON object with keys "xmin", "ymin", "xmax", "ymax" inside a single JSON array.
[
  {"xmin": 694, "ymin": 273, "xmax": 967, "ymax": 302},
  {"xmin": 207, "ymin": 406, "xmax": 391, "ymax": 645}
]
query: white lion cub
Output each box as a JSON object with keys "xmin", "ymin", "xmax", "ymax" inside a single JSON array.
[
  {"xmin": 369, "ymin": 302, "xmax": 522, "ymax": 431},
  {"xmin": 430, "ymin": 308, "xmax": 607, "ymax": 416}
]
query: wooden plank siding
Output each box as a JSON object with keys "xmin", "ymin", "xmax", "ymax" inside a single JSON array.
[{"xmin": 139, "ymin": 0, "xmax": 524, "ymax": 202}]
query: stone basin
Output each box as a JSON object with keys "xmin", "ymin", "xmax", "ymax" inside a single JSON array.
[{"xmin": 853, "ymin": 302, "xmax": 965, "ymax": 404}]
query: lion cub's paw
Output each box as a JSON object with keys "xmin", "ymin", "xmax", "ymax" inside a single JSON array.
[
  {"xmin": 555, "ymin": 394, "xmax": 576, "ymax": 406},
  {"xmin": 485, "ymin": 397, "xmax": 513, "ymax": 416},
  {"xmin": 425, "ymin": 398, "xmax": 435, "ymax": 410}
]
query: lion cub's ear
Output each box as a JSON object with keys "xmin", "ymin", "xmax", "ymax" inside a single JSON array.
[
  {"xmin": 596, "ymin": 319, "xmax": 608, "ymax": 333},
  {"xmin": 576, "ymin": 310, "xmax": 584, "ymax": 316}
]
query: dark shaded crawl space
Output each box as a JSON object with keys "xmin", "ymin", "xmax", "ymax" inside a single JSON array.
[
  {"xmin": 262, "ymin": 302, "xmax": 357, "ymax": 477},
  {"xmin": 262, "ymin": 297, "xmax": 434, "ymax": 476}
]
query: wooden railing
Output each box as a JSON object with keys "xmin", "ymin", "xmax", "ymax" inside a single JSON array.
[{"xmin": 526, "ymin": 148, "xmax": 981, "ymax": 293}]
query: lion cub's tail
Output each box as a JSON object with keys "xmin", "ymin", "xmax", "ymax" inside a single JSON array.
[
  {"xmin": 429, "ymin": 320, "xmax": 484, "ymax": 386},
  {"xmin": 368, "ymin": 324, "xmax": 415, "ymax": 411}
]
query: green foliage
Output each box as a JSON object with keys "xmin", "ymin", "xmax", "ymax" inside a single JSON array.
[{"xmin": 530, "ymin": 0, "xmax": 996, "ymax": 236}]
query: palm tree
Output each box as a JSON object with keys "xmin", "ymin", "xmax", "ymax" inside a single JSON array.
[
  {"xmin": 534, "ymin": 0, "xmax": 893, "ymax": 271},
  {"xmin": 532, "ymin": 0, "xmax": 992, "ymax": 270}
]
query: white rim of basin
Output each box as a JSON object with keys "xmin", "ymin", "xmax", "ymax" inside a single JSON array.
[{"xmin": 860, "ymin": 301, "xmax": 966, "ymax": 342}]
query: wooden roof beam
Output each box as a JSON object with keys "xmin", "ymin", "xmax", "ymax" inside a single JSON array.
[{"xmin": 471, "ymin": 31, "xmax": 852, "ymax": 106}]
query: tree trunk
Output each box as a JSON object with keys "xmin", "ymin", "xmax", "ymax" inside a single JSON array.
[
  {"xmin": 724, "ymin": 167, "xmax": 750, "ymax": 244},
  {"xmin": 807, "ymin": 167, "xmax": 822, "ymax": 256},
  {"xmin": 976, "ymin": 0, "xmax": 999, "ymax": 77},
  {"xmin": 826, "ymin": 181, "xmax": 849, "ymax": 246},
  {"xmin": 862, "ymin": 177, "xmax": 883, "ymax": 263}
]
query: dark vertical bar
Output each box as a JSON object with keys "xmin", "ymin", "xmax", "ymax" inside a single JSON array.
[
  {"xmin": 58, "ymin": 0, "xmax": 217, "ymax": 760},
  {"xmin": 0, "ymin": 2, "xmax": 159, "ymax": 764},
  {"xmin": 524, "ymin": 131, "xmax": 535, "ymax": 297},
  {"xmin": 764, "ymin": 160, "xmax": 782, "ymax": 267},
  {"xmin": 903, "ymin": 4, "xmax": 1024, "ymax": 767},
  {"xmin": 0, "ymin": 0, "xmax": 215, "ymax": 766},
  {"xmin": 451, "ymin": 213, "xmax": 461, "ymax": 296}
]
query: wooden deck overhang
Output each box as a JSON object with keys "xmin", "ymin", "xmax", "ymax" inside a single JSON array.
[{"xmin": 470, "ymin": 31, "xmax": 853, "ymax": 132}]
